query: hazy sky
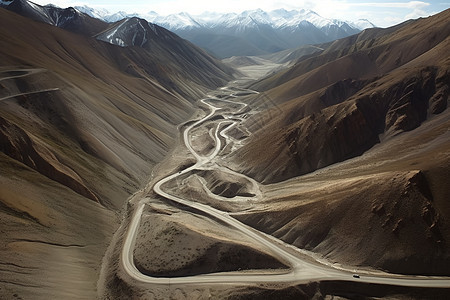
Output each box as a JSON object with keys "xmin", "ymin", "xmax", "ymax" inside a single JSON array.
[{"xmin": 33, "ymin": 0, "xmax": 450, "ymax": 27}]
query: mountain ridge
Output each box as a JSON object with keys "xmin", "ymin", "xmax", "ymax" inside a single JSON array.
[
  {"xmin": 74, "ymin": 5, "xmax": 376, "ymax": 58},
  {"xmin": 230, "ymin": 9, "xmax": 450, "ymax": 183},
  {"xmin": 77, "ymin": 7, "xmax": 375, "ymax": 31},
  {"xmin": 0, "ymin": 1, "xmax": 376, "ymax": 58},
  {"xmin": 221, "ymin": 8, "xmax": 450, "ymax": 278}
]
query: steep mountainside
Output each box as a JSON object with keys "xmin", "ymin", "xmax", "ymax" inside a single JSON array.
[
  {"xmin": 232, "ymin": 10, "xmax": 450, "ymax": 182},
  {"xmin": 224, "ymin": 9, "xmax": 450, "ymax": 275},
  {"xmin": 95, "ymin": 17, "xmax": 236, "ymax": 89},
  {"xmin": 0, "ymin": 4, "xmax": 233, "ymax": 299},
  {"xmin": 1, "ymin": 0, "xmax": 235, "ymax": 94}
]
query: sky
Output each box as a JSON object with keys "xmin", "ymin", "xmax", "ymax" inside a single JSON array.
[{"xmin": 33, "ymin": 0, "xmax": 450, "ymax": 27}]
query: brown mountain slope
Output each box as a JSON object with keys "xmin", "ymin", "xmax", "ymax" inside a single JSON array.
[
  {"xmin": 0, "ymin": 7, "xmax": 233, "ymax": 299},
  {"xmin": 249, "ymin": 10, "xmax": 449, "ymax": 101},
  {"xmin": 94, "ymin": 17, "xmax": 237, "ymax": 92},
  {"xmin": 224, "ymin": 10, "xmax": 450, "ymax": 275},
  {"xmin": 235, "ymin": 109, "xmax": 450, "ymax": 275},
  {"xmin": 229, "ymin": 9, "xmax": 450, "ymax": 183}
]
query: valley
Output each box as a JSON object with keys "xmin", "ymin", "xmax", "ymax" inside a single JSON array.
[
  {"xmin": 0, "ymin": 1, "xmax": 449, "ymax": 299},
  {"xmin": 99, "ymin": 62, "xmax": 450, "ymax": 298}
]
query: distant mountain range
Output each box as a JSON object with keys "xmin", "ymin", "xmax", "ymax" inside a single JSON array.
[
  {"xmin": 75, "ymin": 6, "xmax": 376, "ymax": 58},
  {"xmin": 0, "ymin": 0, "xmax": 376, "ymax": 58}
]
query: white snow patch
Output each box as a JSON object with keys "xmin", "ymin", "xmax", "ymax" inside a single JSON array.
[
  {"xmin": 113, "ymin": 37, "xmax": 125, "ymax": 47},
  {"xmin": 137, "ymin": 21, "xmax": 148, "ymax": 46},
  {"xmin": 106, "ymin": 18, "xmax": 128, "ymax": 40}
]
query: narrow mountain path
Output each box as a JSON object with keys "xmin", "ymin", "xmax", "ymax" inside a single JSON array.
[
  {"xmin": 0, "ymin": 68, "xmax": 59, "ymax": 101},
  {"xmin": 0, "ymin": 88, "xmax": 60, "ymax": 102}
]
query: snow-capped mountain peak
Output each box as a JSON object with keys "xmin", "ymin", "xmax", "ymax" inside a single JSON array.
[
  {"xmin": 213, "ymin": 9, "xmax": 273, "ymax": 30},
  {"xmin": 151, "ymin": 11, "xmax": 202, "ymax": 30},
  {"xmin": 13, "ymin": 2, "xmax": 376, "ymax": 58},
  {"xmin": 65, "ymin": 6, "xmax": 376, "ymax": 32},
  {"xmin": 74, "ymin": 5, "xmax": 109, "ymax": 19},
  {"xmin": 351, "ymin": 19, "xmax": 377, "ymax": 30}
]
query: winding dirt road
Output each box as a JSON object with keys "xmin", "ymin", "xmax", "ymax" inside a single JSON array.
[
  {"xmin": 0, "ymin": 68, "xmax": 60, "ymax": 101},
  {"xmin": 120, "ymin": 86, "xmax": 450, "ymax": 288}
]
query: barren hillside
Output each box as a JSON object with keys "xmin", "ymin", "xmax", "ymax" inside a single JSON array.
[
  {"xmin": 0, "ymin": 6, "xmax": 233, "ymax": 299},
  {"xmin": 224, "ymin": 9, "xmax": 450, "ymax": 275}
]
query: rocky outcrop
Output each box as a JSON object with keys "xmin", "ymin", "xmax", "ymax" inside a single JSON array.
[
  {"xmin": 383, "ymin": 68, "xmax": 437, "ymax": 134},
  {"xmin": 231, "ymin": 65, "xmax": 448, "ymax": 184}
]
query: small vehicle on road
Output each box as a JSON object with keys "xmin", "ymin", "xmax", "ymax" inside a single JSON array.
[{"xmin": 353, "ymin": 274, "xmax": 360, "ymax": 278}]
